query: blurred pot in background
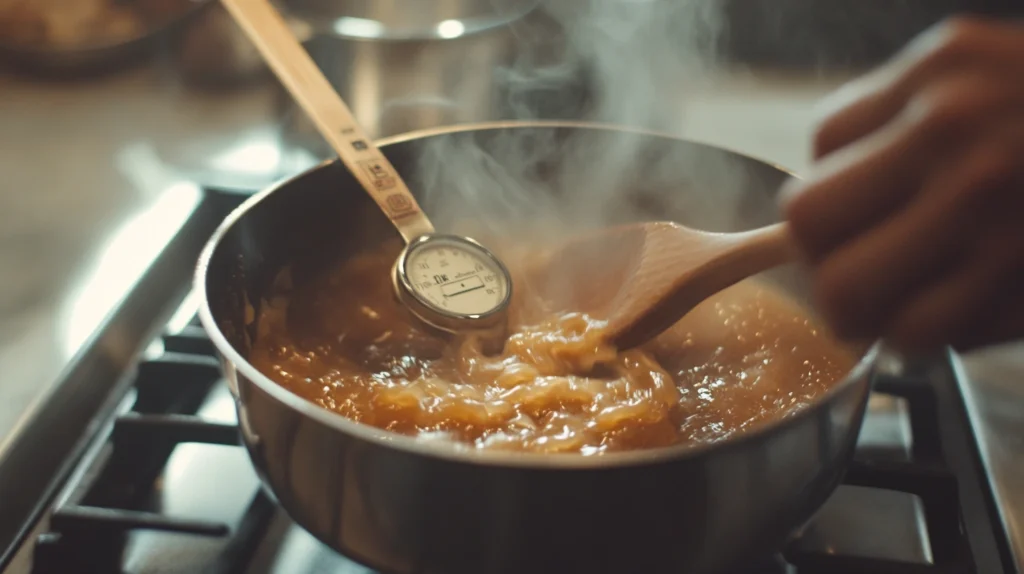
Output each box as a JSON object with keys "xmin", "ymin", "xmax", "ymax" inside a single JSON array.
[
  {"xmin": 159, "ymin": 0, "xmax": 594, "ymax": 189},
  {"xmin": 279, "ymin": 0, "xmax": 543, "ymax": 40},
  {"xmin": 278, "ymin": 25, "xmax": 513, "ymax": 148},
  {"xmin": 275, "ymin": 0, "xmax": 594, "ymax": 151}
]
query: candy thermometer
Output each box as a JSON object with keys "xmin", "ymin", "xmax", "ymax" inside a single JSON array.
[{"xmin": 220, "ymin": 0, "xmax": 513, "ymax": 343}]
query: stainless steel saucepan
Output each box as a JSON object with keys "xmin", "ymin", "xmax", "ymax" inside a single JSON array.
[{"xmin": 195, "ymin": 121, "xmax": 879, "ymax": 574}]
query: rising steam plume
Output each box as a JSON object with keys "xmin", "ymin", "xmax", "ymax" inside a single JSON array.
[{"xmin": 412, "ymin": 0, "xmax": 750, "ymax": 244}]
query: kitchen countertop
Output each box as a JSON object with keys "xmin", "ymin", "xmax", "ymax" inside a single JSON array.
[
  {"xmin": 0, "ymin": 63, "xmax": 284, "ymax": 448},
  {"xmin": 0, "ymin": 53, "xmax": 1021, "ymax": 567}
]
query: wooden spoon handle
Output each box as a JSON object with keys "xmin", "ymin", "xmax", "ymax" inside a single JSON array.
[
  {"xmin": 673, "ymin": 223, "xmax": 800, "ymax": 309},
  {"xmin": 723, "ymin": 222, "xmax": 800, "ymax": 271},
  {"xmin": 612, "ymin": 223, "xmax": 800, "ymax": 349}
]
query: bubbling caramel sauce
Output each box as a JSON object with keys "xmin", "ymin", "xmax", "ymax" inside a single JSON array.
[{"xmin": 249, "ymin": 238, "xmax": 856, "ymax": 455}]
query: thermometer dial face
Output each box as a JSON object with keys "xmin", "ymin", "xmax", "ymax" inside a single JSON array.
[{"xmin": 400, "ymin": 236, "xmax": 510, "ymax": 319}]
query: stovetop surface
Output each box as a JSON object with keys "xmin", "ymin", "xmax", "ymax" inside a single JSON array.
[{"xmin": 0, "ymin": 188, "xmax": 1019, "ymax": 574}]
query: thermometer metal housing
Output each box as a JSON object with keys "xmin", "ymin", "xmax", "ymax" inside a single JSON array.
[{"xmin": 392, "ymin": 234, "xmax": 513, "ymax": 338}]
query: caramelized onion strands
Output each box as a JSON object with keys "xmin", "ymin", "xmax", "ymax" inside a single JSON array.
[{"xmin": 249, "ymin": 238, "xmax": 855, "ymax": 455}]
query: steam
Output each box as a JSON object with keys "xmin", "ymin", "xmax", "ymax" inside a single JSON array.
[
  {"xmin": 413, "ymin": 0, "xmax": 757, "ymax": 247},
  {"xmin": 540, "ymin": 0, "xmax": 721, "ymax": 130}
]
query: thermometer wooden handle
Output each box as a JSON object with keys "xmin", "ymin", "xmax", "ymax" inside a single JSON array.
[{"xmin": 220, "ymin": 0, "xmax": 435, "ymax": 242}]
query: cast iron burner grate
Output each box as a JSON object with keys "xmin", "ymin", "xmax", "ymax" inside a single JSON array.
[
  {"xmin": 29, "ymin": 315, "xmax": 1014, "ymax": 574},
  {"xmin": 30, "ymin": 340, "xmax": 275, "ymax": 574}
]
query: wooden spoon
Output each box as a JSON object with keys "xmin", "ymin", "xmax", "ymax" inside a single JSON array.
[{"xmin": 533, "ymin": 221, "xmax": 799, "ymax": 349}]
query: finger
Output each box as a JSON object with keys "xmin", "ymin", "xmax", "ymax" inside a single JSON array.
[
  {"xmin": 884, "ymin": 267, "xmax": 986, "ymax": 354},
  {"xmin": 951, "ymin": 181, "xmax": 1024, "ymax": 351},
  {"xmin": 807, "ymin": 148, "xmax": 991, "ymax": 340},
  {"xmin": 811, "ymin": 68, "xmax": 909, "ymax": 161},
  {"xmin": 987, "ymin": 297, "xmax": 1024, "ymax": 349},
  {"xmin": 882, "ymin": 162, "xmax": 1024, "ymax": 352},
  {"xmin": 886, "ymin": 241, "xmax": 1024, "ymax": 354},
  {"xmin": 812, "ymin": 17, "xmax": 1024, "ymax": 160},
  {"xmin": 812, "ymin": 117, "xmax": 1024, "ymax": 341},
  {"xmin": 785, "ymin": 73, "xmax": 1024, "ymax": 264},
  {"xmin": 954, "ymin": 268, "xmax": 1024, "ymax": 352},
  {"xmin": 782, "ymin": 113, "xmax": 938, "ymax": 265}
]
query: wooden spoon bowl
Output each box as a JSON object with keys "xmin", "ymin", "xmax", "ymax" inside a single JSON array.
[{"xmin": 533, "ymin": 221, "xmax": 799, "ymax": 349}]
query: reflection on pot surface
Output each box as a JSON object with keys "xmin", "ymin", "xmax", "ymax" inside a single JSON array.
[
  {"xmin": 279, "ymin": 0, "xmax": 544, "ymax": 39},
  {"xmin": 276, "ymin": 12, "xmax": 590, "ymax": 153},
  {"xmin": 278, "ymin": 29, "xmax": 511, "ymax": 147}
]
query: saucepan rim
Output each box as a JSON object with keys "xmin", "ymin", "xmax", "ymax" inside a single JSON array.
[{"xmin": 195, "ymin": 119, "xmax": 880, "ymax": 469}]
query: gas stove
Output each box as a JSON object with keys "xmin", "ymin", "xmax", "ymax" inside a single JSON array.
[{"xmin": 0, "ymin": 186, "xmax": 1018, "ymax": 574}]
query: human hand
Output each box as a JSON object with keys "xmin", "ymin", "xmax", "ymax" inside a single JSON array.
[{"xmin": 780, "ymin": 16, "xmax": 1024, "ymax": 353}]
